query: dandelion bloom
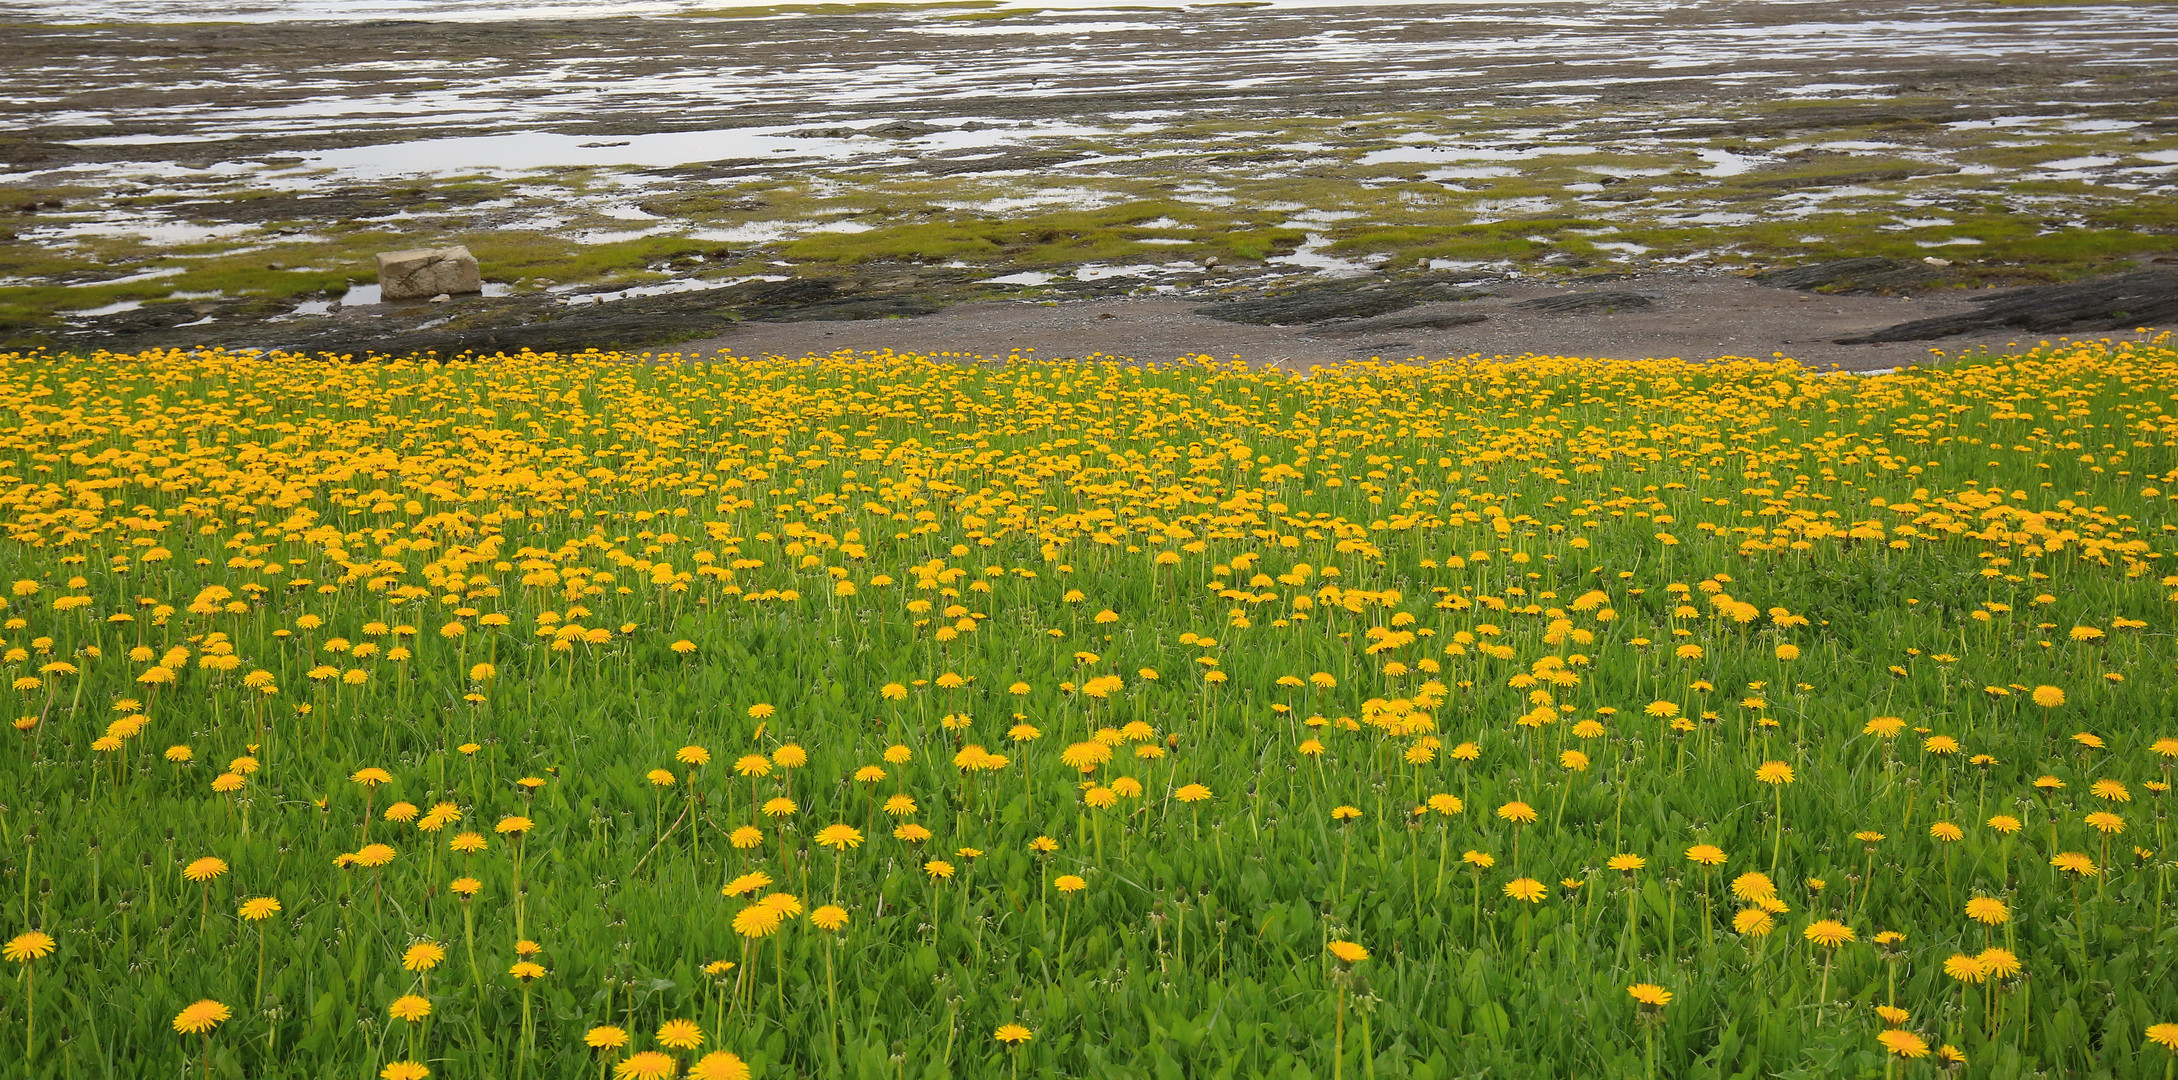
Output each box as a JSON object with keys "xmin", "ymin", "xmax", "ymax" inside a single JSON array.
[
  {"xmin": 733, "ymin": 905, "xmax": 784, "ymax": 939},
  {"xmin": 1730, "ymin": 872, "xmax": 1776, "ymax": 901},
  {"xmin": 734, "ymin": 754, "xmax": 772, "ymax": 777},
  {"xmin": 731, "ymin": 826, "xmax": 764, "ymax": 849},
  {"xmin": 689, "ymin": 1052, "xmax": 752, "ymax": 1080},
  {"xmin": 1965, "ymin": 897, "xmax": 2009, "ymax": 925},
  {"xmin": 450, "ymin": 877, "xmax": 481, "ymax": 899},
  {"xmin": 1685, "ymin": 844, "xmax": 1727, "ymax": 867},
  {"xmin": 809, "ymin": 905, "xmax": 849, "ymax": 931},
  {"xmin": 2051, "ymin": 852, "xmax": 2099, "ymax": 877},
  {"xmin": 994, "ymin": 1024, "xmax": 1033, "ymax": 1045},
  {"xmin": 657, "ymin": 1018, "xmax": 704, "ymax": 1050},
  {"xmin": 351, "ymin": 767, "xmax": 393, "ymax": 787},
  {"xmin": 1330, "ymin": 804, "xmax": 1362, "ymax": 822},
  {"xmin": 1877, "ymin": 1030, "xmax": 1930, "ymax": 1059},
  {"xmin": 1987, "ymin": 815, "xmax": 2022, "ymax": 835},
  {"xmin": 1175, "ymin": 783, "xmax": 1212, "ymax": 803},
  {"xmin": 1627, "ymin": 984, "xmax": 1672, "ymax": 1008},
  {"xmin": 183, "ymin": 857, "xmax": 228, "ymax": 882},
  {"xmin": 495, "ymin": 816, "xmax": 533, "ymax": 836},
  {"xmin": 4, "ymin": 930, "xmax": 55, "ymax": 962},
  {"xmin": 1942, "ymin": 954, "xmax": 1987, "ymax": 984},
  {"xmin": 2031, "ymin": 685, "xmax": 2065, "ymax": 708},
  {"xmin": 354, "ymin": 843, "xmax": 398, "ymax": 868},
  {"xmin": 1503, "ymin": 878, "xmax": 1547, "ymax": 903},
  {"xmin": 238, "ymin": 897, "xmax": 281, "ymax": 922},
  {"xmin": 2086, "ymin": 811, "xmax": 2125, "ymax": 834},
  {"xmin": 1929, "ymin": 821, "xmax": 1963, "ymax": 842},
  {"xmin": 173, "ymin": 1000, "xmax": 231, "ymax": 1035},
  {"xmin": 723, "ymin": 871, "xmax": 772, "ymax": 898},
  {"xmin": 1875, "ymin": 1005, "xmax": 1910, "ymax": 1027},
  {"xmin": 1977, "ymin": 948, "xmax": 2021, "ymax": 980},
  {"xmin": 1326, "ymin": 940, "xmax": 1369, "ymax": 965},
  {"xmin": 2144, "ymin": 1023, "xmax": 2178, "ymax": 1051},
  {"xmin": 677, "ymin": 745, "xmax": 711, "ymax": 766},
  {"xmin": 1496, "ymin": 801, "xmax": 1537, "ymax": 824},
  {"xmin": 1733, "ymin": 908, "xmax": 1775, "ymax": 936},
  {"xmin": 403, "ymin": 941, "xmax": 447, "ymax": 971},
  {"xmin": 1754, "ymin": 761, "xmax": 1794, "ymax": 785},
  {"xmin": 1803, "ymin": 920, "xmax": 1855, "ymax": 947},
  {"xmin": 388, "ymin": 995, "xmax": 431, "ymax": 1022},
  {"xmin": 586, "ymin": 1026, "xmax": 629, "ymax": 1050},
  {"xmin": 381, "ymin": 1064, "xmax": 430, "ymax": 1080},
  {"xmin": 2091, "ymin": 779, "xmax": 2132, "ymax": 803},
  {"xmin": 925, "ymin": 859, "xmax": 956, "ymax": 880},
  {"xmin": 615, "ymin": 1051, "xmax": 678, "ymax": 1080},
  {"xmin": 508, "ymin": 961, "xmax": 546, "ymax": 982},
  {"xmin": 1054, "ymin": 874, "xmax": 1086, "ymax": 894},
  {"xmin": 815, "ymin": 824, "xmax": 865, "ymax": 849},
  {"xmin": 1608, "ymin": 854, "xmax": 1646, "ymax": 873},
  {"xmin": 1462, "ymin": 850, "xmax": 1496, "ymax": 869}
]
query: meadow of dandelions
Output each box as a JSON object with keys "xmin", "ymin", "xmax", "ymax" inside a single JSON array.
[{"xmin": 2, "ymin": 339, "xmax": 2177, "ymax": 1078}]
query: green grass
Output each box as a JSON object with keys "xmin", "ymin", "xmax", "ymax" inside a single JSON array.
[{"xmin": 2, "ymin": 342, "xmax": 2177, "ymax": 1078}]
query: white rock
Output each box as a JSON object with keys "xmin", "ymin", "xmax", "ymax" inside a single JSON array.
[
  {"xmin": 1922, "ymin": 257, "xmax": 1952, "ymax": 267},
  {"xmin": 377, "ymin": 246, "xmax": 481, "ymax": 301},
  {"xmin": 429, "ymin": 293, "xmax": 451, "ymax": 303}
]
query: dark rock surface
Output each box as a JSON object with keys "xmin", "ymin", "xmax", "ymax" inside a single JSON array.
[
  {"xmin": 1835, "ymin": 269, "xmax": 2178, "ymax": 343},
  {"xmin": 1304, "ymin": 307, "xmax": 1489, "ymax": 336},
  {"xmin": 1752, "ymin": 257, "xmax": 1937, "ymax": 295},
  {"xmin": 1515, "ymin": 291, "xmax": 1654, "ymax": 314},
  {"xmin": 1194, "ymin": 273, "xmax": 1489, "ymax": 326}
]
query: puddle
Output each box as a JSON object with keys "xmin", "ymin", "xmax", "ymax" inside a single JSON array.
[
  {"xmin": 1694, "ymin": 148, "xmax": 1763, "ymax": 177},
  {"xmin": 297, "ymin": 128, "xmax": 867, "ymax": 178},
  {"xmin": 560, "ymin": 278, "xmax": 733, "ymax": 304},
  {"xmin": 1358, "ymin": 144, "xmax": 1603, "ymax": 166},
  {"xmin": 68, "ymin": 266, "xmax": 186, "ymax": 287},
  {"xmin": 985, "ymin": 271, "xmax": 1054, "ymax": 286},
  {"xmin": 2037, "ymin": 156, "xmax": 2120, "ymax": 171},
  {"xmin": 1073, "ymin": 263, "xmax": 1168, "ymax": 282},
  {"xmin": 1269, "ymin": 234, "xmax": 1374, "ymax": 277}
]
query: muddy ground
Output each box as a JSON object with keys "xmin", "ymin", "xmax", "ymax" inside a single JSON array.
[{"xmin": 2, "ymin": 0, "xmax": 2176, "ymax": 360}]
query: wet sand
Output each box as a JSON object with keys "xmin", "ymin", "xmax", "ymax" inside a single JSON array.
[{"xmin": 667, "ymin": 269, "xmax": 2166, "ymax": 370}]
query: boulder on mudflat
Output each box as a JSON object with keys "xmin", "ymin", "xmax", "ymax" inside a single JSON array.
[{"xmin": 376, "ymin": 246, "xmax": 481, "ymax": 302}]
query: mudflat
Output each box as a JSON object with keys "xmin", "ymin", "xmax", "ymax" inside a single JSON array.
[{"xmin": 2, "ymin": 0, "xmax": 2174, "ymax": 356}]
